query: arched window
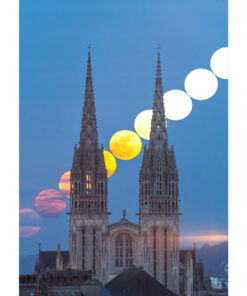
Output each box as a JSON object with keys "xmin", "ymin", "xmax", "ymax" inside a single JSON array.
[
  {"xmin": 172, "ymin": 183, "xmax": 175, "ymax": 195},
  {"xmin": 125, "ymin": 235, "xmax": 133, "ymax": 267},
  {"xmin": 101, "ymin": 182, "xmax": 104, "ymax": 195},
  {"xmin": 115, "ymin": 234, "xmax": 133, "ymax": 268},
  {"xmin": 115, "ymin": 236, "xmax": 123, "ymax": 267},
  {"xmin": 92, "ymin": 228, "xmax": 96, "ymax": 270},
  {"xmin": 86, "ymin": 170, "xmax": 92, "ymax": 195},
  {"xmin": 156, "ymin": 174, "xmax": 162, "ymax": 195},
  {"xmin": 144, "ymin": 183, "xmax": 147, "ymax": 195},
  {"xmin": 82, "ymin": 229, "xmax": 86, "ymax": 269}
]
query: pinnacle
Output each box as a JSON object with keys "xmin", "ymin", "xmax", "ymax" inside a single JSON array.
[{"xmin": 149, "ymin": 52, "xmax": 167, "ymax": 148}]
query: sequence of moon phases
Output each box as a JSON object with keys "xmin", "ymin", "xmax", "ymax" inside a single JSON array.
[
  {"xmin": 35, "ymin": 189, "xmax": 66, "ymax": 218},
  {"xmin": 210, "ymin": 47, "xmax": 228, "ymax": 79},
  {"xmin": 163, "ymin": 90, "xmax": 193, "ymax": 120},
  {"xmin": 109, "ymin": 130, "xmax": 142, "ymax": 160},
  {"xmin": 59, "ymin": 171, "xmax": 71, "ymax": 198},
  {"xmin": 185, "ymin": 68, "xmax": 218, "ymax": 100},
  {"xmin": 103, "ymin": 150, "xmax": 117, "ymax": 178},
  {"xmin": 134, "ymin": 110, "xmax": 168, "ymax": 140}
]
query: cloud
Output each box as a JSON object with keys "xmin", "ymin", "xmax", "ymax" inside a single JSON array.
[
  {"xmin": 20, "ymin": 226, "xmax": 41, "ymax": 238},
  {"xmin": 35, "ymin": 189, "xmax": 66, "ymax": 218}
]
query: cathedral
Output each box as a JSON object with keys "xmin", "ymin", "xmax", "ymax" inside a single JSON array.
[{"xmin": 36, "ymin": 52, "xmax": 199, "ymax": 296}]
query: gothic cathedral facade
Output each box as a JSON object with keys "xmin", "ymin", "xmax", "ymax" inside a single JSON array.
[{"xmin": 69, "ymin": 52, "xmax": 180, "ymax": 295}]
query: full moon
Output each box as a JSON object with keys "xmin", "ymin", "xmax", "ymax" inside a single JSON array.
[
  {"xmin": 210, "ymin": 47, "xmax": 228, "ymax": 79},
  {"xmin": 134, "ymin": 110, "xmax": 168, "ymax": 140},
  {"xmin": 163, "ymin": 90, "xmax": 192, "ymax": 120},
  {"xmin": 35, "ymin": 189, "xmax": 66, "ymax": 218},
  {"xmin": 185, "ymin": 68, "xmax": 218, "ymax": 100},
  {"xmin": 59, "ymin": 171, "xmax": 71, "ymax": 199},
  {"xmin": 134, "ymin": 110, "xmax": 152, "ymax": 140},
  {"xmin": 109, "ymin": 130, "xmax": 142, "ymax": 160},
  {"xmin": 103, "ymin": 150, "xmax": 117, "ymax": 178}
]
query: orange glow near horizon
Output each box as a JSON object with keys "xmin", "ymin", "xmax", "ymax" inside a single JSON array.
[
  {"xmin": 109, "ymin": 130, "xmax": 142, "ymax": 160},
  {"xmin": 180, "ymin": 234, "xmax": 228, "ymax": 243}
]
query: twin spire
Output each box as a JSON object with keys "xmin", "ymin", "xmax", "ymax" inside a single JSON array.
[{"xmin": 79, "ymin": 51, "xmax": 167, "ymax": 151}]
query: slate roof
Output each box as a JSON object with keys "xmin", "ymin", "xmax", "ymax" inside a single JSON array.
[
  {"xmin": 104, "ymin": 269, "xmax": 178, "ymax": 296},
  {"xmin": 39, "ymin": 251, "xmax": 69, "ymax": 270}
]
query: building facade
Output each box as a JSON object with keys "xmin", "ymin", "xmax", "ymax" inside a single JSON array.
[{"xmin": 68, "ymin": 51, "xmax": 183, "ymax": 295}]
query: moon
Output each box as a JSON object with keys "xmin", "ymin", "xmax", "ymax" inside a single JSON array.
[
  {"xmin": 134, "ymin": 110, "xmax": 168, "ymax": 140},
  {"xmin": 163, "ymin": 90, "xmax": 192, "ymax": 120},
  {"xmin": 109, "ymin": 130, "xmax": 142, "ymax": 160},
  {"xmin": 210, "ymin": 47, "xmax": 228, "ymax": 79},
  {"xmin": 185, "ymin": 68, "xmax": 218, "ymax": 100},
  {"xmin": 59, "ymin": 171, "xmax": 71, "ymax": 199},
  {"xmin": 103, "ymin": 150, "xmax": 117, "ymax": 178},
  {"xmin": 20, "ymin": 226, "xmax": 41, "ymax": 238},
  {"xmin": 35, "ymin": 189, "xmax": 66, "ymax": 218},
  {"xmin": 134, "ymin": 110, "xmax": 152, "ymax": 140},
  {"xmin": 20, "ymin": 208, "xmax": 40, "ymax": 222}
]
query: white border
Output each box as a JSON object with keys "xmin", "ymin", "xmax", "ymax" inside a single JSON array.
[
  {"xmin": 229, "ymin": 0, "xmax": 247, "ymax": 295},
  {"xmin": 0, "ymin": 0, "xmax": 244, "ymax": 294},
  {"xmin": 0, "ymin": 0, "xmax": 19, "ymax": 294}
]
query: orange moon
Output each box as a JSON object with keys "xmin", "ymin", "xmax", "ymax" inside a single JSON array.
[
  {"xmin": 103, "ymin": 150, "xmax": 117, "ymax": 178},
  {"xmin": 109, "ymin": 130, "xmax": 142, "ymax": 160},
  {"xmin": 59, "ymin": 171, "xmax": 71, "ymax": 199}
]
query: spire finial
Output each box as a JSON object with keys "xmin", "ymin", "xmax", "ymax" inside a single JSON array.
[
  {"xmin": 86, "ymin": 41, "xmax": 91, "ymax": 51},
  {"xmin": 123, "ymin": 209, "xmax": 126, "ymax": 219},
  {"xmin": 157, "ymin": 44, "xmax": 161, "ymax": 51}
]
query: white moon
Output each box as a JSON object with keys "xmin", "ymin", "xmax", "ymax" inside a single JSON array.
[
  {"xmin": 210, "ymin": 47, "xmax": 228, "ymax": 79},
  {"xmin": 163, "ymin": 90, "xmax": 192, "ymax": 120},
  {"xmin": 184, "ymin": 68, "xmax": 218, "ymax": 100},
  {"xmin": 134, "ymin": 109, "xmax": 168, "ymax": 140},
  {"xmin": 134, "ymin": 110, "xmax": 153, "ymax": 140}
]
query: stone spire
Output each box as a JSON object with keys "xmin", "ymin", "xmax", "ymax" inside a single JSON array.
[
  {"xmin": 56, "ymin": 243, "xmax": 63, "ymax": 271},
  {"xmin": 79, "ymin": 52, "xmax": 99, "ymax": 150},
  {"xmin": 169, "ymin": 145, "xmax": 177, "ymax": 170},
  {"xmin": 150, "ymin": 52, "xmax": 167, "ymax": 150}
]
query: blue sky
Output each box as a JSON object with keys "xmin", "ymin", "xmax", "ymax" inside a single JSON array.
[{"xmin": 20, "ymin": 0, "xmax": 227, "ymax": 255}]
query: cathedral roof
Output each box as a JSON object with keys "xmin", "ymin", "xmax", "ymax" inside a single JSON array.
[
  {"xmin": 104, "ymin": 269, "xmax": 178, "ymax": 296},
  {"xmin": 38, "ymin": 250, "xmax": 69, "ymax": 271},
  {"xmin": 108, "ymin": 211, "xmax": 139, "ymax": 231}
]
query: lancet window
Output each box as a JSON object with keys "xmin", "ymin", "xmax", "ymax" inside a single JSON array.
[
  {"xmin": 82, "ymin": 228, "xmax": 86, "ymax": 269},
  {"xmin": 156, "ymin": 174, "xmax": 162, "ymax": 195},
  {"xmin": 115, "ymin": 234, "xmax": 133, "ymax": 268},
  {"xmin": 86, "ymin": 170, "xmax": 92, "ymax": 195}
]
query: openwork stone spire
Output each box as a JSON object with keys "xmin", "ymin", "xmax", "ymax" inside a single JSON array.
[
  {"xmin": 80, "ymin": 52, "xmax": 99, "ymax": 150},
  {"xmin": 150, "ymin": 52, "xmax": 167, "ymax": 150}
]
